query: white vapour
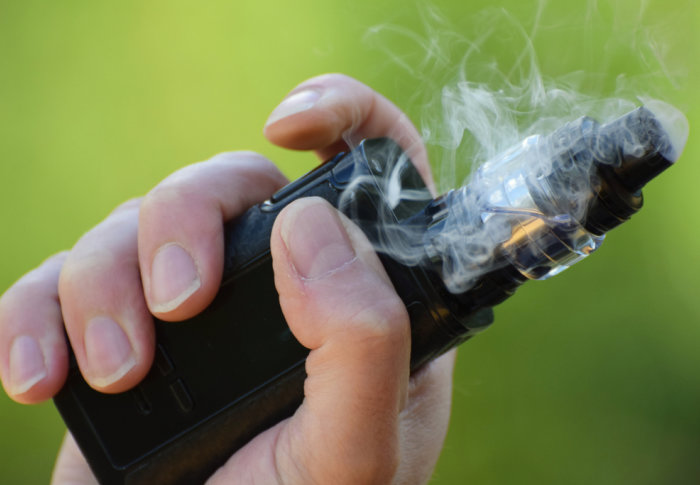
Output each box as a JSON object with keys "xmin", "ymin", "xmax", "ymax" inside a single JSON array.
[{"xmin": 344, "ymin": 4, "xmax": 688, "ymax": 294}]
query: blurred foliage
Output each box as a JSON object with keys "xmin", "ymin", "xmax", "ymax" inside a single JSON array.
[{"xmin": 1, "ymin": 0, "xmax": 698, "ymax": 483}]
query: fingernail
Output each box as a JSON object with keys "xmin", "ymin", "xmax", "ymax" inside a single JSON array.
[
  {"xmin": 280, "ymin": 199, "xmax": 356, "ymax": 279},
  {"xmin": 150, "ymin": 243, "xmax": 201, "ymax": 313},
  {"xmin": 84, "ymin": 316, "xmax": 136, "ymax": 388},
  {"xmin": 265, "ymin": 89, "xmax": 321, "ymax": 127},
  {"xmin": 8, "ymin": 335, "xmax": 47, "ymax": 395}
]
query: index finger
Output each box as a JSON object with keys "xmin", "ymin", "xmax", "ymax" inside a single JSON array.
[{"xmin": 263, "ymin": 73, "xmax": 434, "ymax": 191}]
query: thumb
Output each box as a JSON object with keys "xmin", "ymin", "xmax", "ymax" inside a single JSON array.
[
  {"xmin": 272, "ymin": 197, "xmax": 411, "ymax": 484},
  {"xmin": 207, "ymin": 197, "xmax": 412, "ymax": 485}
]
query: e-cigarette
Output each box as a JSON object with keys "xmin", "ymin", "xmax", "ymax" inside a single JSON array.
[{"xmin": 54, "ymin": 102, "xmax": 688, "ymax": 484}]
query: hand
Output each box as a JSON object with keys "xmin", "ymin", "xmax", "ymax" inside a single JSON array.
[{"xmin": 0, "ymin": 74, "xmax": 454, "ymax": 485}]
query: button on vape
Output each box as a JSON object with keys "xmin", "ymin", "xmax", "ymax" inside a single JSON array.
[
  {"xmin": 330, "ymin": 156, "xmax": 357, "ymax": 187},
  {"xmin": 132, "ymin": 385, "xmax": 152, "ymax": 416},
  {"xmin": 154, "ymin": 344, "xmax": 174, "ymax": 376},
  {"xmin": 169, "ymin": 379, "xmax": 194, "ymax": 413}
]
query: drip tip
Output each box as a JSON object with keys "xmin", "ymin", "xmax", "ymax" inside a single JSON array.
[
  {"xmin": 643, "ymin": 99, "xmax": 689, "ymax": 163},
  {"xmin": 598, "ymin": 102, "xmax": 688, "ymax": 193}
]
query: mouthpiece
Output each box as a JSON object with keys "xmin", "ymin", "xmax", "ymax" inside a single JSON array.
[{"xmin": 599, "ymin": 102, "xmax": 688, "ymax": 193}]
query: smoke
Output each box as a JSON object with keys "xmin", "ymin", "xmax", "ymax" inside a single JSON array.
[{"xmin": 340, "ymin": 2, "xmax": 688, "ymax": 293}]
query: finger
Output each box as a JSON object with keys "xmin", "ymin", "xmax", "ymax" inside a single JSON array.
[
  {"xmin": 0, "ymin": 253, "xmax": 69, "ymax": 404},
  {"xmin": 263, "ymin": 73, "xmax": 434, "ymax": 191},
  {"xmin": 51, "ymin": 432, "xmax": 99, "ymax": 485},
  {"xmin": 58, "ymin": 199, "xmax": 155, "ymax": 393},
  {"xmin": 138, "ymin": 152, "xmax": 288, "ymax": 321},
  {"xmin": 394, "ymin": 350, "xmax": 456, "ymax": 485},
  {"xmin": 212, "ymin": 197, "xmax": 411, "ymax": 484}
]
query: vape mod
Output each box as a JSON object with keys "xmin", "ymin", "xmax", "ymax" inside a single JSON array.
[{"xmin": 54, "ymin": 103, "xmax": 687, "ymax": 484}]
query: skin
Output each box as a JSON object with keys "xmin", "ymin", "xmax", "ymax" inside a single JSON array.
[{"xmin": 0, "ymin": 74, "xmax": 455, "ymax": 485}]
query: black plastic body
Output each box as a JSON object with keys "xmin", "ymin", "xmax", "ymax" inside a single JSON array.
[{"xmin": 53, "ymin": 139, "xmax": 494, "ymax": 485}]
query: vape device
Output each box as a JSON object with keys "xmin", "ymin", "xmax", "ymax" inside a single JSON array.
[{"xmin": 54, "ymin": 103, "xmax": 687, "ymax": 484}]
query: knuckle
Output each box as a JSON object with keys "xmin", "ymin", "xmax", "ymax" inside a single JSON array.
[
  {"xmin": 41, "ymin": 250, "xmax": 70, "ymax": 268},
  {"xmin": 310, "ymin": 72, "xmax": 354, "ymax": 87},
  {"xmin": 0, "ymin": 252, "xmax": 67, "ymax": 330},
  {"xmin": 1, "ymin": 251, "xmax": 67, "ymax": 307},
  {"xmin": 57, "ymin": 254, "xmax": 98, "ymax": 298},
  {"xmin": 12, "ymin": 270, "xmax": 52, "ymax": 297},
  {"xmin": 348, "ymin": 292, "xmax": 409, "ymax": 343},
  {"xmin": 0, "ymin": 287, "xmax": 14, "ymax": 326},
  {"xmin": 58, "ymin": 214, "xmax": 138, "ymax": 295},
  {"xmin": 58, "ymin": 243, "xmax": 122, "ymax": 301},
  {"xmin": 142, "ymin": 161, "xmax": 219, "ymax": 213},
  {"xmin": 139, "ymin": 178, "xmax": 202, "ymax": 229},
  {"xmin": 110, "ymin": 197, "xmax": 142, "ymax": 216},
  {"xmin": 140, "ymin": 152, "xmax": 284, "ymax": 218},
  {"xmin": 209, "ymin": 151, "xmax": 286, "ymax": 185},
  {"xmin": 209, "ymin": 150, "xmax": 271, "ymax": 166},
  {"xmin": 141, "ymin": 176, "xmax": 192, "ymax": 215}
]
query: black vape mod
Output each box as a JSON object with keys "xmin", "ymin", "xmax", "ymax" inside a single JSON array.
[{"xmin": 54, "ymin": 103, "xmax": 687, "ymax": 484}]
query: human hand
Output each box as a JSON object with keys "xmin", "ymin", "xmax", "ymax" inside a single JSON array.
[{"xmin": 0, "ymin": 74, "xmax": 454, "ymax": 485}]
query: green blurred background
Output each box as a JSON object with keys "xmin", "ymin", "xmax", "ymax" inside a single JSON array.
[{"xmin": 1, "ymin": 0, "xmax": 698, "ymax": 483}]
